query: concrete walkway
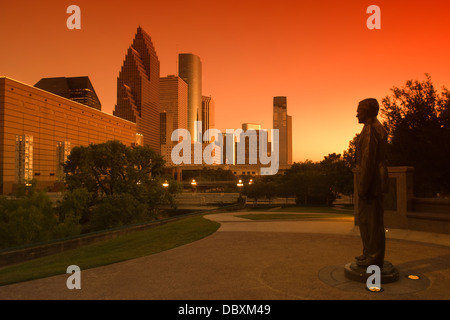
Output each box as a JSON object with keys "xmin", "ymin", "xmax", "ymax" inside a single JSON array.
[{"xmin": 1, "ymin": 211, "xmax": 450, "ymax": 300}]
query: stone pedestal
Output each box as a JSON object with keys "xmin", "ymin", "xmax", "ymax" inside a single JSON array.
[{"xmin": 344, "ymin": 261, "xmax": 399, "ymax": 284}]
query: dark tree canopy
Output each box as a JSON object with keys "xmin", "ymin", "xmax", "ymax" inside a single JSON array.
[
  {"xmin": 380, "ymin": 74, "xmax": 450, "ymax": 196},
  {"xmin": 63, "ymin": 141, "xmax": 180, "ymax": 230},
  {"xmin": 64, "ymin": 140, "xmax": 165, "ymax": 198}
]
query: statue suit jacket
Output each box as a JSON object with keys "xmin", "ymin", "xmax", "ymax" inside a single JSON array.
[{"xmin": 356, "ymin": 117, "xmax": 389, "ymax": 198}]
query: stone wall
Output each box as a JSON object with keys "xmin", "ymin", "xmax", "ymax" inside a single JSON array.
[{"xmin": 353, "ymin": 166, "xmax": 450, "ymax": 234}]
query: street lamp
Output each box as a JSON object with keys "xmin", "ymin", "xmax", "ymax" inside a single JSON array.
[
  {"xmin": 249, "ymin": 179, "xmax": 253, "ymax": 185},
  {"xmin": 237, "ymin": 179, "xmax": 244, "ymax": 203},
  {"xmin": 191, "ymin": 179, "xmax": 197, "ymax": 192},
  {"xmin": 162, "ymin": 180, "xmax": 169, "ymax": 188}
]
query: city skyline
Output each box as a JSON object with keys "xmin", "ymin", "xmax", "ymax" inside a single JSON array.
[{"xmin": 1, "ymin": 0, "xmax": 450, "ymax": 161}]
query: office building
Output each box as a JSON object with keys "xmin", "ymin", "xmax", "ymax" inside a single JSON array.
[
  {"xmin": 0, "ymin": 77, "xmax": 139, "ymax": 195},
  {"xmin": 201, "ymin": 96, "xmax": 215, "ymax": 142},
  {"xmin": 178, "ymin": 53, "xmax": 202, "ymax": 142},
  {"xmin": 160, "ymin": 75, "xmax": 188, "ymax": 139},
  {"xmin": 34, "ymin": 76, "xmax": 101, "ymax": 110},
  {"xmin": 242, "ymin": 123, "xmax": 261, "ymax": 131},
  {"xmin": 273, "ymin": 96, "xmax": 292, "ymax": 166},
  {"xmin": 114, "ymin": 26, "xmax": 160, "ymax": 152}
]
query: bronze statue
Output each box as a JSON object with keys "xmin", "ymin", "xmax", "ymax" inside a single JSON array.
[{"xmin": 355, "ymin": 98, "xmax": 389, "ymax": 268}]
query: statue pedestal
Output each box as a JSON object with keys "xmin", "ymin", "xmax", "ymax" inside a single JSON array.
[{"xmin": 344, "ymin": 261, "xmax": 399, "ymax": 284}]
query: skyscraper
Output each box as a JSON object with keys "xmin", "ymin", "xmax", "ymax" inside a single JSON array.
[
  {"xmin": 201, "ymin": 96, "xmax": 215, "ymax": 142},
  {"xmin": 273, "ymin": 96, "xmax": 292, "ymax": 166},
  {"xmin": 178, "ymin": 53, "xmax": 202, "ymax": 142},
  {"xmin": 114, "ymin": 26, "xmax": 160, "ymax": 152},
  {"xmin": 34, "ymin": 76, "xmax": 101, "ymax": 110}
]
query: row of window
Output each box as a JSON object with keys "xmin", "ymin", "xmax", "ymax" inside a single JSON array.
[{"xmin": 14, "ymin": 134, "xmax": 70, "ymax": 184}]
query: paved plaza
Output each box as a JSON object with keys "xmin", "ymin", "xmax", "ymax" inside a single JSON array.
[{"xmin": 1, "ymin": 211, "xmax": 450, "ymax": 300}]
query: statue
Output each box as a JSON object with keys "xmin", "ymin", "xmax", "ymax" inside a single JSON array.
[
  {"xmin": 344, "ymin": 98, "xmax": 398, "ymax": 284},
  {"xmin": 355, "ymin": 98, "xmax": 389, "ymax": 267}
]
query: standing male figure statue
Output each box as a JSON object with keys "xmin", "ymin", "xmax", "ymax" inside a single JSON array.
[{"xmin": 355, "ymin": 98, "xmax": 389, "ymax": 268}]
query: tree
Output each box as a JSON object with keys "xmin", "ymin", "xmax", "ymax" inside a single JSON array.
[
  {"xmin": 320, "ymin": 153, "xmax": 353, "ymax": 198},
  {"xmin": 381, "ymin": 74, "xmax": 450, "ymax": 196},
  {"xmin": 259, "ymin": 176, "xmax": 278, "ymax": 204},
  {"xmin": 63, "ymin": 141, "xmax": 179, "ymax": 230},
  {"xmin": 243, "ymin": 181, "xmax": 265, "ymax": 205},
  {"xmin": 283, "ymin": 161, "xmax": 336, "ymax": 205},
  {"xmin": 90, "ymin": 193, "xmax": 149, "ymax": 230},
  {"xmin": 64, "ymin": 141, "xmax": 165, "ymax": 197},
  {"xmin": 55, "ymin": 187, "xmax": 91, "ymax": 233},
  {"xmin": 275, "ymin": 175, "xmax": 295, "ymax": 204}
]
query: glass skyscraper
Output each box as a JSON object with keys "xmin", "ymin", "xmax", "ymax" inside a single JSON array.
[
  {"xmin": 178, "ymin": 53, "xmax": 202, "ymax": 142},
  {"xmin": 114, "ymin": 27, "xmax": 160, "ymax": 152}
]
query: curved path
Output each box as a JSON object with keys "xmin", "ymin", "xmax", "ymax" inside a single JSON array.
[{"xmin": 1, "ymin": 211, "xmax": 450, "ymax": 300}]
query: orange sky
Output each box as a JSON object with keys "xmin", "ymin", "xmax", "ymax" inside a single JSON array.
[{"xmin": 1, "ymin": 0, "xmax": 450, "ymax": 162}]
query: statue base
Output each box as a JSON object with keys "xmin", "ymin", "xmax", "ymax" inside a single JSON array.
[{"xmin": 344, "ymin": 261, "xmax": 399, "ymax": 284}]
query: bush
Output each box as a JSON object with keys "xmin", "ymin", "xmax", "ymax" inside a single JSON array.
[
  {"xmin": 0, "ymin": 188, "xmax": 57, "ymax": 248},
  {"xmin": 0, "ymin": 183, "xmax": 85, "ymax": 249}
]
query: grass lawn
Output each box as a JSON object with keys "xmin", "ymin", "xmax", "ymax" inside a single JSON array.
[
  {"xmin": 0, "ymin": 215, "xmax": 220, "ymax": 286},
  {"xmin": 237, "ymin": 213, "xmax": 353, "ymax": 220}
]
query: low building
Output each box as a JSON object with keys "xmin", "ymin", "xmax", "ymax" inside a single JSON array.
[{"xmin": 0, "ymin": 77, "xmax": 139, "ymax": 195}]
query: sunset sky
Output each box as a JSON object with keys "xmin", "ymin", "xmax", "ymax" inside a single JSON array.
[{"xmin": 1, "ymin": 0, "xmax": 450, "ymax": 162}]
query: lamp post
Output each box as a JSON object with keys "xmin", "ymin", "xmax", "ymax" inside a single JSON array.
[
  {"xmin": 237, "ymin": 179, "xmax": 244, "ymax": 203},
  {"xmin": 191, "ymin": 179, "xmax": 197, "ymax": 192},
  {"xmin": 162, "ymin": 180, "xmax": 169, "ymax": 188}
]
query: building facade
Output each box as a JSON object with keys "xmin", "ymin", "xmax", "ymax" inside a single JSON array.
[
  {"xmin": 201, "ymin": 96, "xmax": 215, "ymax": 142},
  {"xmin": 0, "ymin": 77, "xmax": 138, "ymax": 195},
  {"xmin": 34, "ymin": 76, "xmax": 102, "ymax": 111},
  {"xmin": 160, "ymin": 75, "xmax": 188, "ymax": 140},
  {"xmin": 178, "ymin": 53, "xmax": 202, "ymax": 142},
  {"xmin": 114, "ymin": 26, "xmax": 160, "ymax": 153}
]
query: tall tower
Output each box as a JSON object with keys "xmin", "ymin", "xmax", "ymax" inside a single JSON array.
[
  {"xmin": 160, "ymin": 75, "xmax": 188, "ymax": 137},
  {"xmin": 114, "ymin": 26, "xmax": 160, "ymax": 152},
  {"xmin": 178, "ymin": 53, "xmax": 202, "ymax": 142},
  {"xmin": 273, "ymin": 96, "xmax": 292, "ymax": 166}
]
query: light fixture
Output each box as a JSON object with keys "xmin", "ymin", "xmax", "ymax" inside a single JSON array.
[
  {"xmin": 366, "ymin": 286, "xmax": 383, "ymax": 292},
  {"xmin": 162, "ymin": 180, "xmax": 169, "ymax": 188}
]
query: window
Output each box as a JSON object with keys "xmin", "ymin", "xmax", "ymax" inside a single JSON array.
[
  {"xmin": 15, "ymin": 135, "xmax": 33, "ymax": 184},
  {"xmin": 56, "ymin": 141, "xmax": 71, "ymax": 182}
]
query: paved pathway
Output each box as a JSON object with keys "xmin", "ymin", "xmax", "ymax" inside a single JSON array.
[{"xmin": 1, "ymin": 211, "xmax": 450, "ymax": 300}]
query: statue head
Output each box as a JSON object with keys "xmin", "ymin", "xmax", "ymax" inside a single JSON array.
[{"xmin": 357, "ymin": 98, "xmax": 379, "ymax": 123}]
